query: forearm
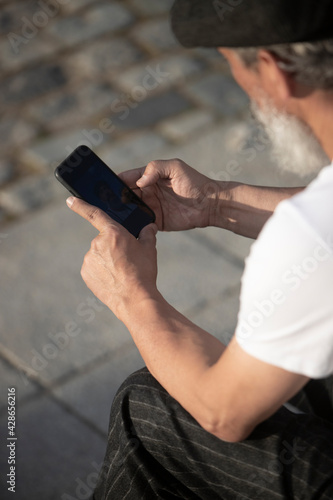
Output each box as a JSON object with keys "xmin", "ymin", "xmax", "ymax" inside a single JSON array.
[
  {"xmin": 211, "ymin": 182, "xmax": 304, "ymax": 239},
  {"xmin": 119, "ymin": 292, "xmax": 226, "ymax": 427}
]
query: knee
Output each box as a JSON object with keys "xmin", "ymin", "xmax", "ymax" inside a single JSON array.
[
  {"xmin": 110, "ymin": 367, "xmax": 180, "ymax": 442},
  {"xmin": 112, "ymin": 367, "xmax": 158, "ymax": 412}
]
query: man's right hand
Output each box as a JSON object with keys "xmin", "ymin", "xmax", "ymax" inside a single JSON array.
[{"xmin": 119, "ymin": 159, "xmax": 220, "ymax": 232}]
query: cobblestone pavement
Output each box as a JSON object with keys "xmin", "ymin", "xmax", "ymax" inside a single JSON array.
[
  {"xmin": 0, "ymin": 2, "xmax": 311, "ymax": 499},
  {"xmin": 0, "ymin": 0, "xmax": 242, "ymax": 223}
]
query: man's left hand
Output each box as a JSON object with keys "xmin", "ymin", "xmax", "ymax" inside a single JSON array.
[{"xmin": 66, "ymin": 196, "xmax": 158, "ymax": 320}]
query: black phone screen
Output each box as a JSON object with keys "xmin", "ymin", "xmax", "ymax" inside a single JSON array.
[{"xmin": 54, "ymin": 145, "xmax": 155, "ymax": 238}]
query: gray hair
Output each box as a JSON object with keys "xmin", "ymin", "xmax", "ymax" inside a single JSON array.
[{"xmin": 234, "ymin": 39, "xmax": 333, "ymax": 89}]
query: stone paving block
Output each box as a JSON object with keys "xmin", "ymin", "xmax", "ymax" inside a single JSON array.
[
  {"xmin": 78, "ymin": 83, "xmax": 119, "ymax": 120},
  {"xmin": 155, "ymin": 230, "xmax": 243, "ymax": 313},
  {"xmin": 47, "ymin": 2, "xmax": 134, "ymax": 47},
  {"xmin": 61, "ymin": 0, "xmax": 97, "ymax": 14},
  {"xmin": 0, "ymin": 160, "xmax": 15, "ymax": 187},
  {"xmin": 0, "ymin": 117, "xmax": 37, "ymax": 154},
  {"xmin": 189, "ymin": 284, "xmax": 241, "ymax": 345},
  {"xmin": 0, "ymin": 396, "xmax": 106, "ymax": 500},
  {"xmin": 187, "ymin": 73, "xmax": 249, "ymax": 117},
  {"xmin": 158, "ymin": 109, "xmax": 215, "ymax": 142},
  {"xmin": 114, "ymin": 54, "xmax": 205, "ymax": 93},
  {"xmin": 99, "ymin": 131, "xmax": 168, "ymax": 171},
  {"xmin": 65, "ymin": 37, "xmax": 144, "ymax": 78},
  {"xmin": 188, "ymin": 292, "xmax": 239, "ymax": 345},
  {"xmin": 0, "ymin": 173, "xmax": 63, "ymax": 216},
  {"xmin": 22, "ymin": 128, "xmax": 108, "ymax": 171},
  {"xmin": 26, "ymin": 92, "xmax": 78, "ymax": 126},
  {"xmin": 53, "ymin": 343, "xmax": 144, "ymax": 434},
  {"xmin": 127, "ymin": 0, "xmax": 174, "ymax": 16},
  {"xmin": 0, "ymin": 202, "xmax": 135, "ymax": 383},
  {"xmin": 131, "ymin": 18, "xmax": 178, "ymax": 53},
  {"xmin": 0, "ymin": 63, "xmax": 67, "ymax": 107},
  {"xmin": 0, "ymin": 1, "xmax": 40, "ymax": 35},
  {"xmin": 26, "ymin": 83, "xmax": 118, "ymax": 132},
  {"xmin": 0, "ymin": 208, "xmax": 5, "ymax": 223},
  {"xmin": 111, "ymin": 90, "xmax": 192, "ymax": 131},
  {"xmin": 0, "ymin": 35, "xmax": 56, "ymax": 72},
  {"xmin": 199, "ymin": 226, "xmax": 254, "ymax": 264}
]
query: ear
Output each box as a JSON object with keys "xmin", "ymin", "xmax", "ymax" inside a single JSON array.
[{"xmin": 256, "ymin": 49, "xmax": 295, "ymax": 105}]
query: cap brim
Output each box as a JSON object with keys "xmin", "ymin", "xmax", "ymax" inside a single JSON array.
[{"xmin": 171, "ymin": 0, "xmax": 333, "ymax": 48}]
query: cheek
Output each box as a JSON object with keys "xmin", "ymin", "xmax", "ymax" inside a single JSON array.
[
  {"xmin": 233, "ymin": 70, "xmax": 255, "ymax": 96},
  {"xmin": 229, "ymin": 62, "xmax": 259, "ymax": 100}
]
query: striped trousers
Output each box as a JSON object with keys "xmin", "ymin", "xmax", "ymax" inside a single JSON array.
[{"xmin": 93, "ymin": 367, "xmax": 333, "ymax": 499}]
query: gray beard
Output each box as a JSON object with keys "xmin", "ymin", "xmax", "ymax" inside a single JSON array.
[{"xmin": 250, "ymin": 99, "xmax": 329, "ymax": 177}]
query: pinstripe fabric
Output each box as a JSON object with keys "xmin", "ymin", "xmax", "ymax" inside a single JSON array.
[{"xmin": 94, "ymin": 368, "xmax": 333, "ymax": 500}]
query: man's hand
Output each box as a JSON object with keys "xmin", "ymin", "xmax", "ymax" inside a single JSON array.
[
  {"xmin": 66, "ymin": 197, "xmax": 159, "ymax": 320},
  {"xmin": 120, "ymin": 158, "xmax": 305, "ymax": 238},
  {"xmin": 119, "ymin": 159, "xmax": 220, "ymax": 232}
]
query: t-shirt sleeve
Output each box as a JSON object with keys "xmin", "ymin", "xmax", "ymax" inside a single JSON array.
[{"xmin": 235, "ymin": 199, "xmax": 333, "ymax": 379}]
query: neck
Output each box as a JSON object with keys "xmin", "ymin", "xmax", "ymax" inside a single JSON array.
[{"xmin": 303, "ymin": 89, "xmax": 333, "ymax": 161}]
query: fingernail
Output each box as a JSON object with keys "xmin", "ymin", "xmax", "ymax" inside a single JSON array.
[{"xmin": 66, "ymin": 196, "xmax": 74, "ymax": 207}]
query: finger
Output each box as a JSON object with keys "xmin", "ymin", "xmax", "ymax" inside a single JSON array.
[
  {"xmin": 66, "ymin": 197, "xmax": 121, "ymax": 233},
  {"xmin": 136, "ymin": 160, "xmax": 175, "ymax": 188},
  {"xmin": 138, "ymin": 223, "xmax": 158, "ymax": 245},
  {"xmin": 118, "ymin": 167, "xmax": 146, "ymax": 189}
]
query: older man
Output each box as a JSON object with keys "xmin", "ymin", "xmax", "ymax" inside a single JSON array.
[{"xmin": 67, "ymin": 1, "xmax": 333, "ymax": 498}]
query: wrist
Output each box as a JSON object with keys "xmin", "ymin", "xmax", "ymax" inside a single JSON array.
[
  {"xmin": 112, "ymin": 286, "xmax": 163, "ymax": 324},
  {"xmin": 208, "ymin": 181, "xmax": 240, "ymax": 229}
]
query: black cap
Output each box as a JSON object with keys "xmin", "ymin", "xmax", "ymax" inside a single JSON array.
[{"xmin": 171, "ymin": 0, "xmax": 333, "ymax": 48}]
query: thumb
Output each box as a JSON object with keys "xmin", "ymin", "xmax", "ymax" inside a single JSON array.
[
  {"xmin": 136, "ymin": 160, "xmax": 172, "ymax": 188},
  {"xmin": 138, "ymin": 223, "xmax": 158, "ymax": 244}
]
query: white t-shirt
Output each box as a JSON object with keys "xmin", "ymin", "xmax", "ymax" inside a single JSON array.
[{"xmin": 235, "ymin": 163, "xmax": 333, "ymax": 379}]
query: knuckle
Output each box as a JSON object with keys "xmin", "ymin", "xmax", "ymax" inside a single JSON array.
[
  {"xmin": 172, "ymin": 158, "xmax": 183, "ymax": 167},
  {"xmin": 90, "ymin": 238, "xmax": 99, "ymax": 251},
  {"xmin": 146, "ymin": 160, "xmax": 160, "ymax": 172},
  {"xmin": 104, "ymin": 223, "xmax": 118, "ymax": 239},
  {"xmin": 87, "ymin": 206, "xmax": 101, "ymax": 223},
  {"xmin": 83, "ymin": 252, "xmax": 91, "ymax": 267},
  {"xmin": 80, "ymin": 263, "xmax": 87, "ymax": 280},
  {"xmin": 104, "ymin": 223, "xmax": 115, "ymax": 234},
  {"xmin": 147, "ymin": 159, "xmax": 157, "ymax": 168}
]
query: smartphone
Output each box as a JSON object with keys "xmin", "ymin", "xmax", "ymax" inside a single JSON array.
[{"xmin": 54, "ymin": 145, "xmax": 155, "ymax": 238}]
